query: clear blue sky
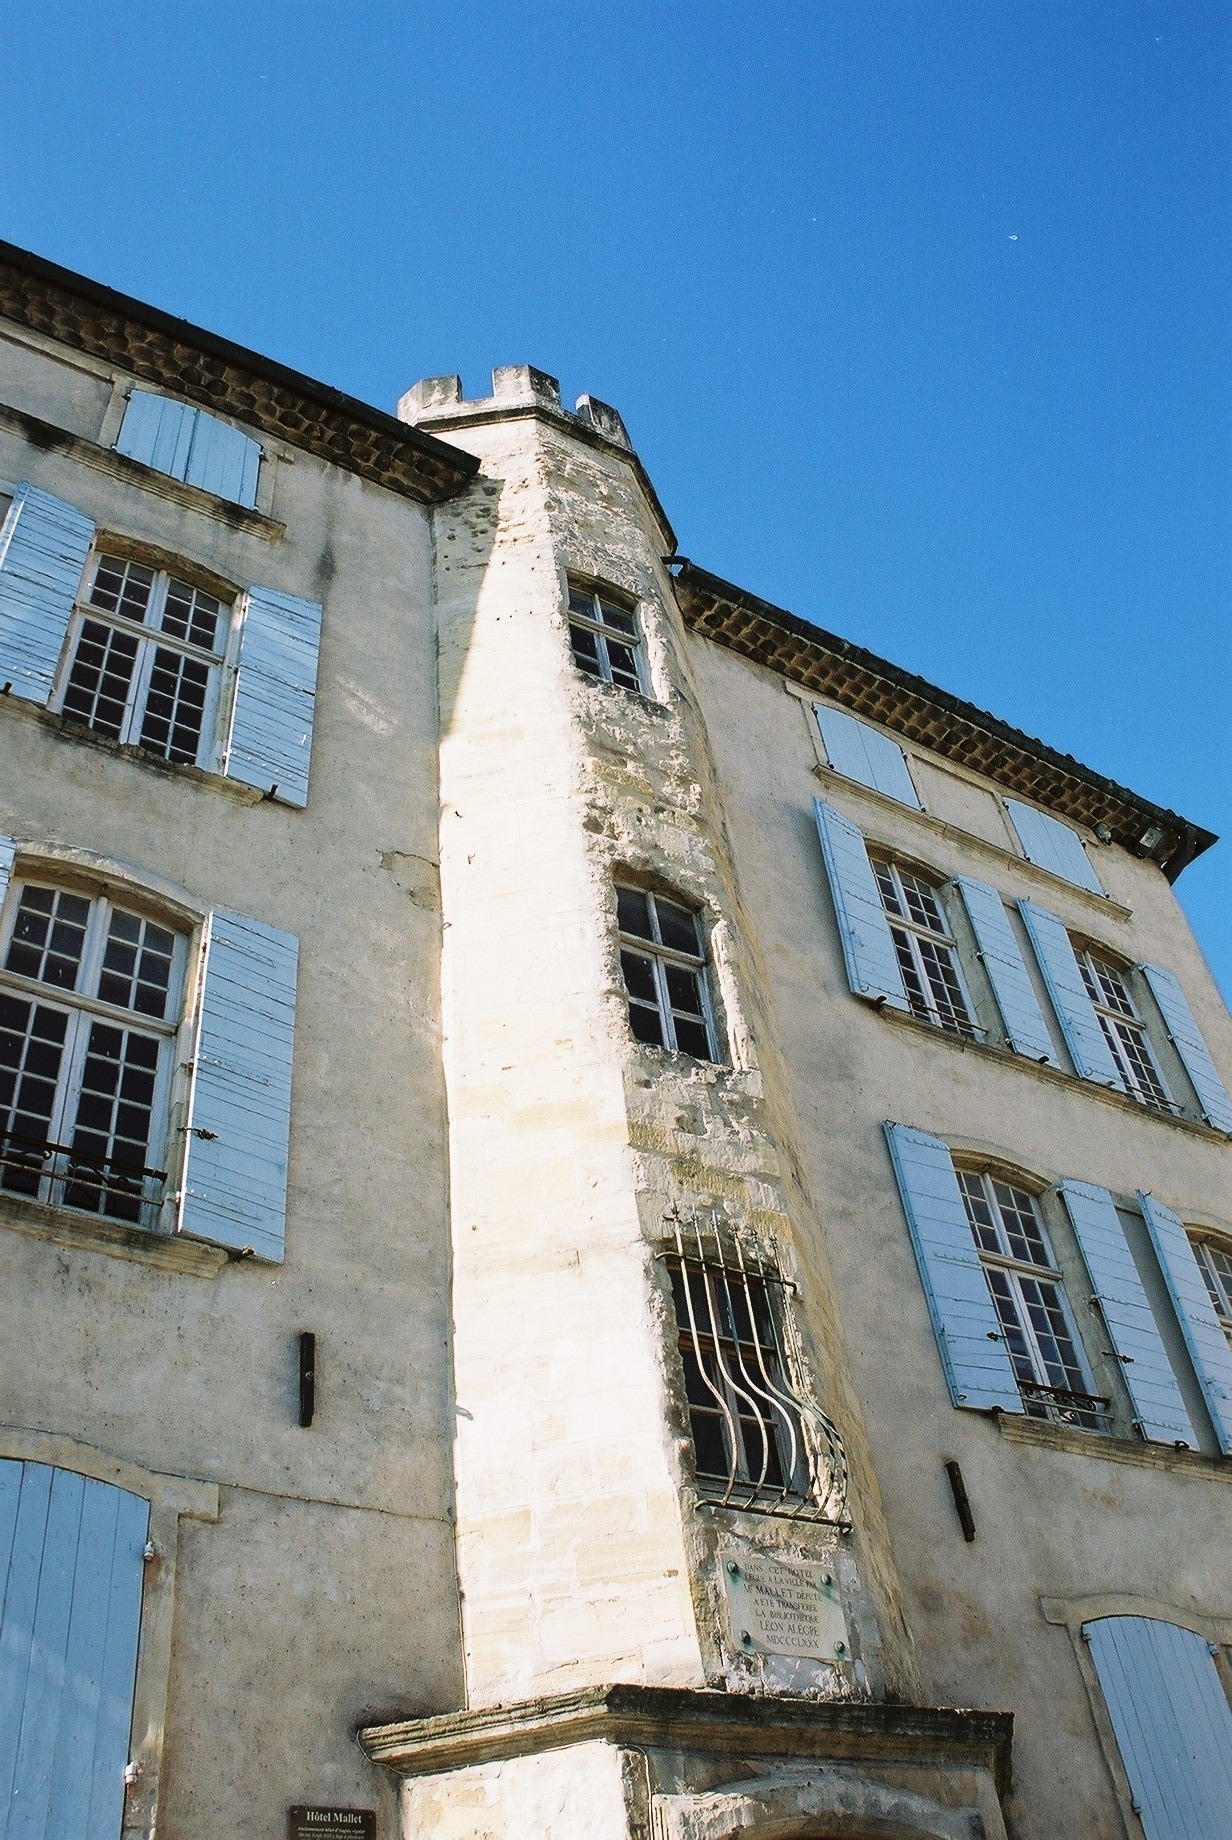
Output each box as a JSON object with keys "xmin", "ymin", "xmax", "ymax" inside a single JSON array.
[{"xmin": 2, "ymin": 3, "xmax": 1228, "ymax": 993}]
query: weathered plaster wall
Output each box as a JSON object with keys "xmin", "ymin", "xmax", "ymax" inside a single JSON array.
[
  {"xmin": 685, "ymin": 632, "xmax": 1232, "ymax": 1840},
  {"xmin": 0, "ymin": 328, "xmax": 463, "ymax": 1837}
]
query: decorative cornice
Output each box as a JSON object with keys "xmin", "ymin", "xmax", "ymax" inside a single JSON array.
[
  {"xmin": 0, "ymin": 240, "xmax": 478, "ymax": 505},
  {"xmin": 359, "ymin": 1682, "xmax": 1013, "ymax": 1799},
  {"xmin": 673, "ymin": 561, "xmax": 1215, "ymax": 880}
]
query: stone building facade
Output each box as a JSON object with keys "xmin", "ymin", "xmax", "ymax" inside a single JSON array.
[{"xmin": 1, "ymin": 242, "xmax": 1230, "ymax": 1840}]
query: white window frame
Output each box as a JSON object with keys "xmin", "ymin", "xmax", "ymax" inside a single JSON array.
[
  {"xmin": 871, "ymin": 857, "xmax": 980, "ymax": 1038},
  {"xmin": 0, "ymin": 879, "xmax": 189, "ymax": 1228},
  {"xmin": 616, "ymin": 886, "xmax": 720, "ymax": 1062},
  {"xmin": 1193, "ymin": 1236, "xmax": 1232, "ymax": 1350},
  {"xmin": 566, "ymin": 583, "xmax": 651, "ymax": 694},
  {"xmin": 52, "ymin": 550, "xmax": 236, "ymax": 770},
  {"xmin": 1073, "ymin": 945, "xmax": 1175, "ymax": 1112},
  {"xmin": 957, "ymin": 1167, "xmax": 1109, "ymax": 1430}
]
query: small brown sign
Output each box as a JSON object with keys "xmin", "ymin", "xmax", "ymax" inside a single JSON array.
[{"xmin": 288, "ymin": 1810, "xmax": 375, "ymax": 1840}]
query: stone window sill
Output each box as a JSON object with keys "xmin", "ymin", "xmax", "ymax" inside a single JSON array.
[
  {"xmin": 997, "ymin": 1410, "xmax": 1231, "ymax": 1479},
  {"xmin": 0, "ymin": 1190, "xmax": 228, "ymax": 1276},
  {"xmin": 0, "ymin": 689, "xmax": 270, "ymax": 804}
]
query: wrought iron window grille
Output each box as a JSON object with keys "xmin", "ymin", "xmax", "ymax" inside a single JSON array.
[
  {"xmin": 662, "ymin": 1212, "xmax": 848, "ymax": 1525},
  {"xmin": 0, "ymin": 1123, "xmax": 167, "ymax": 1227}
]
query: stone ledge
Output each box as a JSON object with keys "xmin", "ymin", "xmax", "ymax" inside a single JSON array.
[
  {"xmin": 997, "ymin": 1411, "xmax": 1232, "ymax": 1479},
  {"xmin": 359, "ymin": 1682, "xmax": 1013, "ymax": 1799},
  {"xmin": 0, "ymin": 1191, "xmax": 229, "ymax": 1276}
]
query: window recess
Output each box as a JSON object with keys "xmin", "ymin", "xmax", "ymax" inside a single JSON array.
[
  {"xmin": 0, "ymin": 879, "xmax": 185, "ymax": 1228},
  {"xmin": 567, "ymin": 585, "xmax": 649, "ymax": 693},
  {"xmin": 56, "ymin": 552, "xmax": 230, "ymax": 767},
  {"xmin": 871, "ymin": 857, "xmax": 978, "ymax": 1038},
  {"xmin": 617, "ymin": 886, "xmax": 719, "ymax": 1061},
  {"xmin": 956, "ymin": 1168, "xmax": 1109, "ymax": 1431},
  {"xmin": 664, "ymin": 1214, "xmax": 848, "ymax": 1523},
  {"xmin": 1074, "ymin": 948, "xmax": 1175, "ymax": 1112}
]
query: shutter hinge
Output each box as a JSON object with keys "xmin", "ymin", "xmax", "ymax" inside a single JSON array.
[
  {"xmin": 124, "ymin": 1762, "xmax": 141, "ymax": 1786},
  {"xmin": 143, "ymin": 1540, "xmax": 157, "ymax": 1562},
  {"xmin": 190, "ymin": 1127, "xmax": 218, "ymax": 1141}
]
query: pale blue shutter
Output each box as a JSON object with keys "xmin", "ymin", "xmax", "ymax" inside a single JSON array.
[
  {"xmin": 814, "ymin": 704, "xmax": 921, "ymax": 808},
  {"xmin": 1059, "ymin": 1180, "xmax": 1196, "ymax": 1445},
  {"xmin": 1018, "ymin": 901, "xmax": 1124, "ymax": 1087},
  {"xmin": 1140, "ymin": 964, "xmax": 1232, "ymax": 1133},
  {"xmin": 1138, "ymin": 1192, "xmax": 1232, "ymax": 1455},
  {"xmin": 812, "ymin": 799, "xmax": 909, "ymax": 1008},
  {"xmin": 0, "ymin": 1459, "xmax": 148, "ymax": 1840},
  {"xmin": 953, "ymin": 877, "xmax": 1059, "ymax": 1064},
  {"xmin": 224, "ymin": 587, "xmax": 323, "ymax": 808},
  {"xmin": 1005, "ymin": 799, "xmax": 1104, "ymax": 894},
  {"xmin": 179, "ymin": 910, "xmax": 298, "ymax": 1263},
  {"xmin": 115, "ymin": 391, "xmax": 196, "ymax": 478},
  {"xmin": 184, "ymin": 411, "xmax": 262, "ymax": 508},
  {"xmin": 0, "ymin": 484, "xmax": 94, "ymax": 704},
  {"xmin": 884, "ymin": 1122, "xmax": 1024, "ymax": 1413},
  {"xmin": 116, "ymin": 391, "xmax": 261, "ymax": 509},
  {"xmin": 1085, "ymin": 1617, "xmax": 1232, "ymax": 1840}
]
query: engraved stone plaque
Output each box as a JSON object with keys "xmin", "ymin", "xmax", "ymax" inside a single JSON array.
[
  {"xmin": 288, "ymin": 1810, "xmax": 375, "ymax": 1840},
  {"xmin": 720, "ymin": 1547, "xmax": 848, "ymax": 1661}
]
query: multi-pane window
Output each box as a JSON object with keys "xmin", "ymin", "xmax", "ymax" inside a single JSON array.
[
  {"xmin": 871, "ymin": 859, "xmax": 977, "ymax": 1037},
  {"xmin": 56, "ymin": 553, "xmax": 229, "ymax": 767},
  {"xmin": 567, "ymin": 586, "xmax": 648, "ymax": 693},
  {"xmin": 1193, "ymin": 1238, "xmax": 1232, "ymax": 1350},
  {"xmin": 957, "ymin": 1168, "xmax": 1107, "ymax": 1429},
  {"xmin": 665, "ymin": 1223, "xmax": 847, "ymax": 1521},
  {"xmin": 617, "ymin": 886, "xmax": 717, "ymax": 1061},
  {"xmin": 0, "ymin": 881, "xmax": 185, "ymax": 1225},
  {"xmin": 1074, "ymin": 948, "xmax": 1172, "ymax": 1110}
]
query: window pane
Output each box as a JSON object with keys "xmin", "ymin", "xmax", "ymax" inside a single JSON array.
[
  {"xmin": 665, "ymin": 963, "xmax": 705, "ymax": 1017},
  {"xmin": 568, "ymin": 588, "xmax": 596, "ymax": 619},
  {"xmin": 673, "ymin": 1017, "xmax": 713, "ymax": 1060},
  {"xmin": 627, "ymin": 999, "xmax": 667, "ymax": 1048},
  {"xmin": 567, "ymin": 620, "xmax": 603, "ymax": 678},
  {"xmin": 620, "ymin": 949, "xmax": 659, "ymax": 1004},
  {"xmin": 617, "ymin": 888, "xmax": 654, "ymax": 940},
  {"xmin": 958, "ymin": 1170, "xmax": 1002, "ymax": 1254},
  {"xmin": 61, "ymin": 620, "xmax": 140, "ymax": 739},
  {"xmin": 0, "ymin": 995, "xmax": 67, "ymax": 1193},
  {"xmin": 990, "ymin": 1179, "xmax": 1050, "ymax": 1265},
  {"xmin": 873, "ymin": 861, "xmax": 905, "ymax": 918},
  {"xmin": 139, "ymin": 649, "xmax": 209, "ymax": 764},
  {"xmin": 655, "ymin": 899, "xmax": 699, "ymax": 956},
  {"xmin": 596, "ymin": 598, "xmax": 636, "ymax": 636},
  {"xmin": 605, "ymin": 640, "xmax": 642, "ymax": 691},
  {"xmin": 7, "ymin": 888, "xmax": 90, "ymax": 991},
  {"xmin": 160, "ymin": 578, "xmax": 220, "ymax": 649},
  {"xmin": 97, "ymin": 911, "xmax": 175, "ymax": 1019},
  {"xmin": 88, "ymin": 556, "xmax": 154, "ymax": 623},
  {"xmin": 64, "ymin": 1023, "xmax": 159, "ymax": 1221}
]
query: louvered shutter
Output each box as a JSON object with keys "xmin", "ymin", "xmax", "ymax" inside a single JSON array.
[
  {"xmin": 814, "ymin": 704, "xmax": 921, "ymax": 808},
  {"xmin": 1018, "ymin": 901, "xmax": 1124, "ymax": 1087},
  {"xmin": 184, "ymin": 411, "xmax": 262, "ymax": 507},
  {"xmin": 884, "ymin": 1123, "xmax": 1024, "ymax": 1412},
  {"xmin": 1138, "ymin": 1192, "xmax": 1232, "ymax": 1455},
  {"xmin": 224, "ymin": 587, "xmax": 323, "ymax": 808},
  {"xmin": 953, "ymin": 876, "xmax": 1059, "ymax": 1063},
  {"xmin": 178, "ymin": 909, "xmax": 298, "ymax": 1263},
  {"xmin": 1059, "ymin": 1181, "xmax": 1196, "ymax": 1445},
  {"xmin": 0, "ymin": 1459, "xmax": 148, "ymax": 1840},
  {"xmin": 116, "ymin": 391, "xmax": 261, "ymax": 509},
  {"xmin": 1005, "ymin": 799, "xmax": 1104, "ymax": 893},
  {"xmin": 115, "ymin": 391, "xmax": 196, "ymax": 478},
  {"xmin": 1140, "ymin": 964, "xmax": 1232, "ymax": 1133},
  {"xmin": 812, "ymin": 799, "xmax": 909, "ymax": 1008},
  {"xmin": 0, "ymin": 483, "xmax": 94, "ymax": 704},
  {"xmin": 1085, "ymin": 1617, "xmax": 1232, "ymax": 1840}
]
